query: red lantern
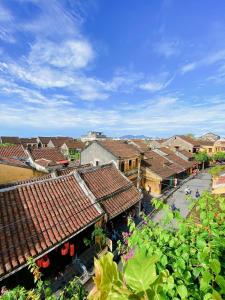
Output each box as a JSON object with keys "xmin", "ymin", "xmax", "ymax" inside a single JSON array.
[
  {"xmin": 61, "ymin": 242, "xmax": 69, "ymax": 256},
  {"xmin": 42, "ymin": 255, "xmax": 50, "ymax": 268},
  {"xmin": 69, "ymin": 244, "xmax": 75, "ymax": 256},
  {"xmin": 36, "ymin": 259, "xmax": 43, "ymax": 268}
]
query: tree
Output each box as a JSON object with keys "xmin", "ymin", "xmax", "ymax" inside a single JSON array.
[
  {"xmin": 194, "ymin": 151, "xmax": 210, "ymax": 169},
  {"xmin": 213, "ymin": 152, "xmax": 225, "ymax": 162},
  {"xmin": 89, "ymin": 192, "xmax": 225, "ymax": 299},
  {"xmin": 186, "ymin": 133, "xmax": 195, "ymax": 139},
  {"xmin": 208, "ymin": 165, "xmax": 225, "ymax": 177}
]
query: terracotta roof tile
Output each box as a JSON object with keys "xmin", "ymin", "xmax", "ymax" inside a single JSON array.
[
  {"xmin": 198, "ymin": 140, "xmax": 214, "ymax": 146},
  {"xmin": 178, "ymin": 149, "xmax": 194, "ymax": 159},
  {"xmin": 0, "ymin": 157, "xmax": 28, "ymax": 168},
  {"xmin": 178, "ymin": 135, "xmax": 200, "ymax": 146},
  {"xmin": 98, "ymin": 140, "xmax": 140, "ymax": 158},
  {"xmin": 0, "ymin": 145, "xmax": 28, "ymax": 160},
  {"xmin": 31, "ymin": 148, "xmax": 67, "ymax": 164},
  {"xmin": 63, "ymin": 140, "xmax": 85, "ymax": 150},
  {"xmin": 20, "ymin": 138, "xmax": 37, "ymax": 145},
  {"xmin": 38, "ymin": 137, "xmax": 53, "ymax": 144},
  {"xmin": 79, "ymin": 163, "xmax": 141, "ymax": 219},
  {"xmin": 57, "ymin": 164, "xmax": 91, "ymax": 176},
  {"xmin": 49, "ymin": 137, "xmax": 73, "ymax": 147},
  {"xmin": 0, "ymin": 174, "xmax": 102, "ymax": 279},
  {"xmin": 130, "ymin": 140, "xmax": 150, "ymax": 152},
  {"xmin": 158, "ymin": 148, "xmax": 195, "ymax": 169},
  {"xmin": 143, "ymin": 150, "xmax": 181, "ymax": 179}
]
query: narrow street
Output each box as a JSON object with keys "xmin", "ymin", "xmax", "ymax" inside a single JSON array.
[{"xmin": 152, "ymin": 171, "xmax": 212, "ymax": 222}]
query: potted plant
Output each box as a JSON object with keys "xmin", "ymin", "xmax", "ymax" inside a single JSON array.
[{"xmin": 91, "ymin": 227, "xmax": 107, "ymax": 257}]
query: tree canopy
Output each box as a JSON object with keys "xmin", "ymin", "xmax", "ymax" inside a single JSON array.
[{"xmin": 90, "ymin": 192, "xmax": 225, "ymax": 300}]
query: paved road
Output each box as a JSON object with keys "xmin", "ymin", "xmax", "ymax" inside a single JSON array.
[{"xmin": 152, "ymin": 171, "xmax": 212, "ymax": 223}]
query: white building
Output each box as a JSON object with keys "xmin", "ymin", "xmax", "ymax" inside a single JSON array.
[{"xmin": 81, "ymin": 131, "xmax": 109, "ymax": 142}]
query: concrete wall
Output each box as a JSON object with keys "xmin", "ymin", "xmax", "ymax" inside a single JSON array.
[
  {"xmin": 163, "ymin": 136, "xmax": 193, "ymax": 152},
  {"xmin": 0, "ymin": 164, "xmax": 44, "ymax": 184},
  {"xmin": 81, "ymin": 142, "xmax": 117, "ymax": 166}
]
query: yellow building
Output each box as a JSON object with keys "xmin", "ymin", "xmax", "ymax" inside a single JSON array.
[
  {"xmin": 0, "ymin": 158, "xmax": 44, "ymax": 185},
  {"xmin": 213, "ymin": 139, "xmax": 225, "ymax": 153},
  {"xmin": 199, "ymin": 140, "xmax": 214, "ymax": 156},
  {"xmin": 212, "ymin": 174, "xmax": 225, "ymax": 195}
]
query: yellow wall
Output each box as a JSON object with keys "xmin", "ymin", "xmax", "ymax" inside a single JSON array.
[
  {"xmin": 123, "ymin": 158, "xmax": 139, "ymax": 172},
  {"xmin": 200, "ymin": 145, "xmax": 214, "ymax": 155},
  {"xmin": 212, "ymin": 186, "xmax": 225, "ymax": 195},
  {"xmin": 213, "ymin": 146, "xmax": 225, "ymax": 153},
  {"xmin": 0, "ymin": 164, "xmax": 44, "ymax": 184},
  {"xmin": 142, "ymin": 168, "xmax": 162, "ymax": 195}
]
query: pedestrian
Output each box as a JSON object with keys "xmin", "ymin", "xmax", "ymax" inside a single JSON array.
[{"xmin": 195, "ymin": 189, "xmax": 200, "ymax": 198}]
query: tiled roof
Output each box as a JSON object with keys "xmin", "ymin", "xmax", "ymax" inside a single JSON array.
[
  {"xmin": 198, "ymin": 140, "xmax": 214, "ymax": 146},
  {"xmin": 78, "ymin": 163, "xmax": 141, "ymax": 219},
  {"xmin": 0, "ymin": 145, "xmax": 28, "ymax": 160},
  {"xmin": 38, "ymin": 137, "xmax": 53, "ymax": 144},
  {"xmin": 0, "ymin": 174, "xmax": 103, "ymax": 279},
  {"xmin": 63, "ymin": 140, "xmax": 85, "ymax": 150},
  {"xmin": 0, "ymin": 157, "xmax": 28, "ymax": 168},
  {"xmin": 158, "ymin": 148, "xmax": 195, "ymax": 169},
  {"xmin": 31, "ymin": 148, "xmax": 67, "ymax": 164},
  {"xmin": 34, "ymin": 159, "xmax": 52, "ymax": 167},
  {"xmin": 143, "ymin": 158, "xmax": 175, "ymax": 179},
  {"xmin": 98, "ymin": 140, "xmax": 140, "ymax": 158},
  {"xmin": 143, "ymin": 150, "xmax": 178, "ymax": 179},
  {"xmin": 214, "ymin": 140, "xmax": 225, "ymax": 146},
  {"xmin": 178, "ymin": 135, "xmax": 200, "ymax": 146},
  {"xmin": 20, "ymin": 138, "xmax": 37, "ymax": 145},
  {"xmin": 178, "ymin": 149, "xmax": 194, "ymax": 159},
  {"xmin": 130, "ymin": 139, "xmax": 150, "ymax": 152},
  {"xmin": 57, "ymin": 164, "xmax": 91, "ymax": 176},
  {"xmin": 0, "ymin": 137, "xmax": 21, "ymax": 145},
  {"xmin": 49, "ymin": 137, "xmax": 73, "ymax": 147}
]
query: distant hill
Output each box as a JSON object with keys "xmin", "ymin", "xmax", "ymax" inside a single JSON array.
[{"xmin": 119, "ymin": 135, "xmax": 149, "ymax": 140}]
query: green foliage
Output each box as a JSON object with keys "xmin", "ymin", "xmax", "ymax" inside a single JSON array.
[
  {"xmin": 90, "ymin": 192, "xmax": 225, "ymax": 299},
  {"xmin": 84, "ymin": 227, "xmax": 107, "ymax": 251},
  {"xmin": 88, "ymin": 250, "xmax": 168, "ymax": 300},
  {"xmin": 0, "ymin": 143, "xmax": 15, "ymax": 147},
  {"xmin": 194, "ymin": 151, "xmax": 210, "ymax": 169},
  {"xmin": 213, "ymin": 152, "xmax": 225, "ymax": 162},
  {"xmin": 209, "ymin": 165, "xmax": 225, "ymax": 177}
]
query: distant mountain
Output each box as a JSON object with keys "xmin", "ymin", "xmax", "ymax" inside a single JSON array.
[{"xmin": 119, "ymin": 135, "xmax": 149, "ymax": 140}]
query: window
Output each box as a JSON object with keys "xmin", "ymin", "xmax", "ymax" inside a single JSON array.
[
  {"xmin": 95, "ymin": 160, "xmax": 99, "ymax": 166},
  {"xmin": 209, "ymin": 148, "xmax": 212, "ymax": 153},
  {"xmin": 136, "ymin": 158, "xmax": 138, "ymax": 168},
  {"xmin": 120, "ymin": 161, "xmax": 125, "ymax": 172},
  {"xmin": 129, "ymin": 160, "xmax": 132, "ymax": 168}
]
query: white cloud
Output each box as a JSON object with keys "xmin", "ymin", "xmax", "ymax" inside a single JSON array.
[
  {"xmin": 181, "ymin": 49, "xmax": 225, "ymax": 74},
  {"xmin": 139, "ymin": 81, "xmax": 165, "ymax": 91},
  {"xmin": 181, "ymin": 62, "xmax": 197, "ymax": 74},
  {"xmin": 28, "ymin": 39, "xmax": 94, "ymax": 69},
  {"xmin": 154, "ymin": 40, "xmax": 180, "ymax": 57},
  {"xmin": 1, "ymin": 93, "xmax": 225, "ymax": 136},
  {"xmin": 0, "ymin": 3, "xmax": 15, "ymax": 42},
  {"xmin": 139, "ymin": 74, "xmax": 174, "ymax": 92}
]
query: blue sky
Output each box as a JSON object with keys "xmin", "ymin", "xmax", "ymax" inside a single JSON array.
[{"xmin": 0, "ymin": 0, "xmax": 225, "ymax": 138}]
